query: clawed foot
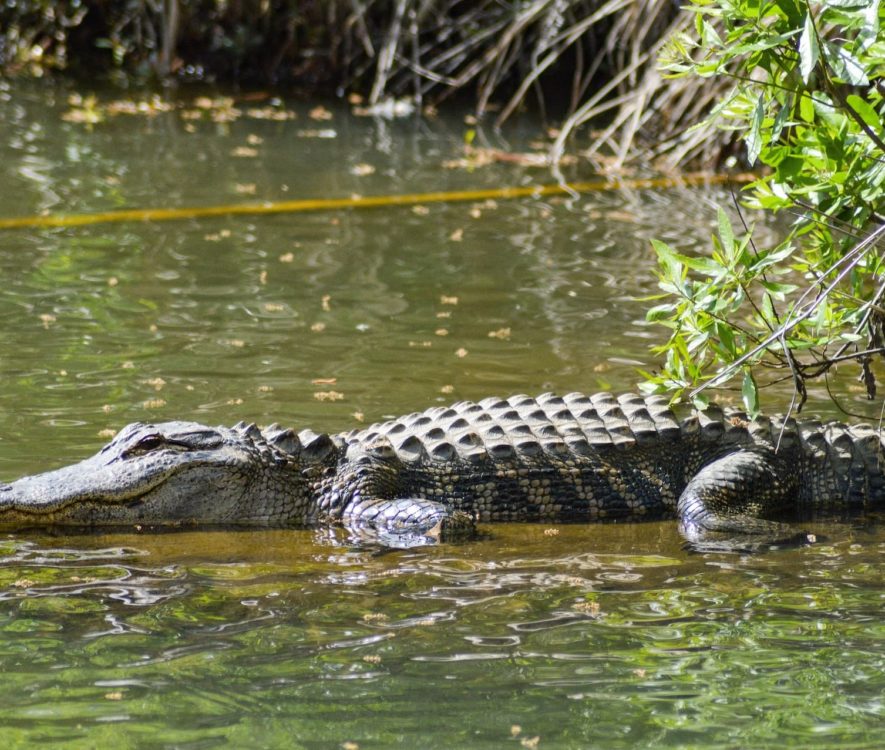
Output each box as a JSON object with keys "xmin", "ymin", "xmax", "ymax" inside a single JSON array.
[{"xmin": 342, "ymin": 499, "xmax": 477, "ymax": 549}]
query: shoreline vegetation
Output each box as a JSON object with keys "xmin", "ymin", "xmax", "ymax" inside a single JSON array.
[
  {"xmin": 3, "ymin": 1, "xmax": 882, "ymax": 408},
  {"xmin": 0, "ymin": 0, "xmax": 737, "ymax": 170}
]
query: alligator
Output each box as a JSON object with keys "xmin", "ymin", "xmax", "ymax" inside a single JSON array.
[{"xmin": 0, "ymin": 391, "xmax": 882, "ymax": 548}]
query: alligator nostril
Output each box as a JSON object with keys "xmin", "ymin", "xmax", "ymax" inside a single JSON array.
[{"xmin": 0, "ymin": 484, "xmax": 11, "ymax": 492}]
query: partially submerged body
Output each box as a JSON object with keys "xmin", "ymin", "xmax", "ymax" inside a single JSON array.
[{"xmin": 1, "ymin": 392, "xmax": 881, "ymax": 549}]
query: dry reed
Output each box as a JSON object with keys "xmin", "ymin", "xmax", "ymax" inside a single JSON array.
[{"xmin": 1, "ymin": 0, "xmax": 737, "ymax": 168}]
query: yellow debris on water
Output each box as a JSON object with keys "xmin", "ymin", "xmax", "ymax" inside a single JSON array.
[
  {"xmin": 0, "ymin": 174, "xmax": 754, "ymax": 231},
  {"xmin": 314, "ymin": 391, "xmax": 344, "ymax": 402},
  {"xmin": 362, "ymin": 612, "xmax": 388, "ymax": 623},
  {"xmin": 309, "ymin": 106, "xmax": 333, "ymax": 121}
]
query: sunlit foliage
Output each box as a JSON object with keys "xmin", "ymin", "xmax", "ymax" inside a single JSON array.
[{"xmin": 645, "ymin": 0, "xmax": 885, "ymax": 414}]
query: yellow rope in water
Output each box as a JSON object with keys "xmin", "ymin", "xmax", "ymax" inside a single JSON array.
[{"xmin": 0, "ymin": 172, "xmax": 754, "ymax": 230}]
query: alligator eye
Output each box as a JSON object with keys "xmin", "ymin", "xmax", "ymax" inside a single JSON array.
[
  {"xmin": 135, "ymin": 434, "xmax": 166, "ymax": 452},
  {"xmin": 122, "ymin": 434, "xmax": 167, "ymax": 458}
]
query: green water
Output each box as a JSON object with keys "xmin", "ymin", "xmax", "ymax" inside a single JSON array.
[{"xmin": 0, "ymin": 81, "xmax": 881, "ymax": 748}]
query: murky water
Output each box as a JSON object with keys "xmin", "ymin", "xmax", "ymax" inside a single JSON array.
[{"xmin": 0, "ymin": 81, "xmax": 881, "ymax": 748}]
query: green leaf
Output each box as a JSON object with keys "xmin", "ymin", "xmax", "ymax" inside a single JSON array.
[
  {"xmin": 812, "ymin": 92, "xmax": 842, "ymax": 127},
  {"xmin": 824, "ymin": 42, "xmax": 869, "ymax": 85},
  {"xmin": 845, "ymin": 94, "xmax": 881, "ymax": 129},
  {"xmin": 717, "ymin": 207, "xmax": 736, "ymax": 264},
  {"xmin": 716, "ymin": 321, "xmax": 736, "ymax": 356},
  {"xmin": 646, "ymin": 304, "xmax": 676, "ymax": 322},
  {"xmin": 650, "ymin": 239, "xmax": 684, "ymax": 282},
  {"xmin": 799, "ymin": 92, "xmax": 815, "ymax": 122},
  {"xmin": 799, "ymin": 13, "xmax": 819, "ymax": 83},
  {"xmin": 775, "ymin": 154, "xmax": 805, "ymax": 181},
  {"xmin": 691, "ymin": 393, "xmax": 710, "ymax": 411},
  {"xmin": 771, "ymin": 95, "xmax": 793, "ymax": 141},
  {"xmin": 746, "ymin": 94, "xmax": 765, "ymax": 165},
  {"xmin": 677, "ymin": 254, "xmax": 723, "ymax": 275},
  {"xmin": 859, "ymin": 0, "xmax": 880, "ymax": 50},
  {"xmin": 759, "ymin": 280, "xmax": 799, "ymax": 299},
  {"xmin": 775, "ymin": 0, "xmax": 805, "ymax": 27},
  {"xmin": 653, "ymin": 239, "xmax": 724, "ymax": 276},
  {"xmin": 699, "ymin": 19, "xmax": 723, "ymax": 48},
  {"xmin": 761, "ymin": 293, "xmax": 778, "ymax": 327}
]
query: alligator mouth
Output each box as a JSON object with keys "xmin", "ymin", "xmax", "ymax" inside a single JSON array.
[{"xmin": 0, "ymin": 464, "xmax": 172, "ymax": 525}]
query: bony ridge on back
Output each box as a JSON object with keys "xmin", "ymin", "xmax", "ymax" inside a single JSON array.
[{"xmin": 1, "ymin": 392, "xmax": 881, "ymax": 550}]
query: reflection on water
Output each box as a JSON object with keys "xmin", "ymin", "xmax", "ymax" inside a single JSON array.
[
  {"xmin": 0, "ymin": 526, "xmax": 881, "ymax": 747},
  {"xmin": 0, "ymin": 82, "xmax": 882, "ymax": 747}
]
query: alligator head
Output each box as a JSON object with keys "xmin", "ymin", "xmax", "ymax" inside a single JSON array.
[{"xmin": 0, "ymin": 421, "xmax": 312, "ymax": 528}]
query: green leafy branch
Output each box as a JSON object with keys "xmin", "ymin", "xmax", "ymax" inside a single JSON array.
[{"xmin": 646, "ymin": 0, "xmax": 885, "ymax": 415}]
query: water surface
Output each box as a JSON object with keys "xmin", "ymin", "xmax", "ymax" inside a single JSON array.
[{"xmin": 0, "ymin": 81, "xmax": 881, "ymax": 748}]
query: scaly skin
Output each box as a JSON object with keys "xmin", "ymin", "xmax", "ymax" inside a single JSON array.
[{"xmin": 0, "ymin": 392, "xmax": 882, "ymax": 547}]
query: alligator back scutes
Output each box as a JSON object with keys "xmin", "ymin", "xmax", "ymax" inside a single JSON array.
[{"xmin": 341, "ymin": 392, "xmax": 723, "ymax": 465}]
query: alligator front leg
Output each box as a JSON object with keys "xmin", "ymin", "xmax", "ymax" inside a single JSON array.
[
  {"xmin": 341, "ymin": 497, "xmax": 476, "ymax": 548},
  {"xmin": 677, "ymin": 449, "xmax": 815, "ymax": 551}
]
